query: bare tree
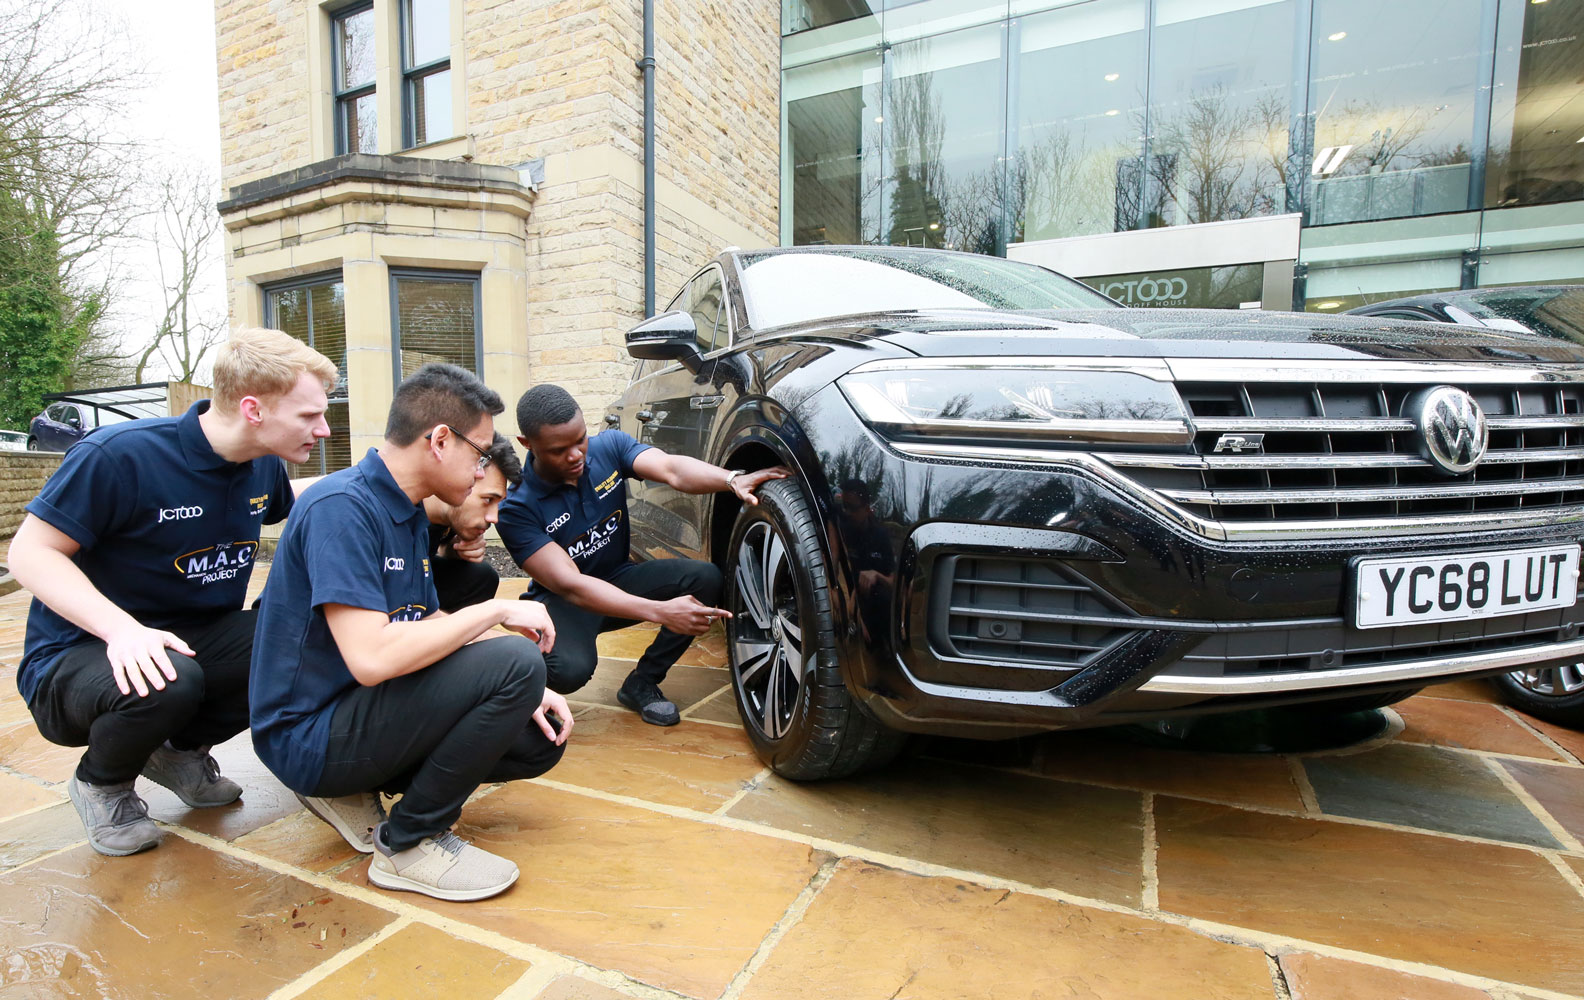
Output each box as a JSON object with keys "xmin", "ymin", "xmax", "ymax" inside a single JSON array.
[{"xmin": 134, "ymin": 166, "xmax": 224, "ymax": 384}]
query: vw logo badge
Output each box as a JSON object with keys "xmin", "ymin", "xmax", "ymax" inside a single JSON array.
[{"xmin": 1410, "ymin": 386, "xmax": 1487, "ymax": 475}]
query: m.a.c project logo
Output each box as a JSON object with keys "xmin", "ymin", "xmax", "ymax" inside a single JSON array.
[{"xmin": 173, "ymin": 541, "xmax": 258, "ymax": 584}]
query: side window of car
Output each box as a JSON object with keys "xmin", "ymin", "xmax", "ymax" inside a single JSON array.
[
  {"xmin": 45, "ymin": 404, "xmax": 65, "ymax": 422},
  {"xmin": 688, "ymin": 269, "xmax": 727, "ymax": 354}
]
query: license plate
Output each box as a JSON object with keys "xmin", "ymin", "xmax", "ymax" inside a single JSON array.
[{"xmin": 1354, "ymin": 544, "xmax": 1580, "ymax": 629}]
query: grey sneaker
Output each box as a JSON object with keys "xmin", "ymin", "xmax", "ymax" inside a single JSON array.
[
  {"xmin": 296, "ymin": 792, "xmax": 386, "ymax": 854},
  {"xmin": 141, "ymin": 744, "xmax": 242, "ymax": 808},
  {"xmin": 617, "ymin": 674, "xmax": 680, "ymax": 726},
  {"xmin": 67, "ymin": 775, "xmax": 161, "ymax": 856},
  {"xmin": 369, "ymin": 822, "xmax": 519, "ymax": 901}
]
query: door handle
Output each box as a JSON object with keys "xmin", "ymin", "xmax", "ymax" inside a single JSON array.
[
  {"xmin": 636, "ymin": 410, "xmax": 655, "ymax": 423},
  {"xmin": 690, "ymin": 395, "xmax": 724, "ymax": 410},
  {"xmin": 604, "ymin": 413, "xmax": 621, "ymax": 427}
]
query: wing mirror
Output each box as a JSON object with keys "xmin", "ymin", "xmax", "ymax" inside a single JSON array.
[{"xmin": 626, "ymin": 311, "xmax": 701, "ymax": 365}]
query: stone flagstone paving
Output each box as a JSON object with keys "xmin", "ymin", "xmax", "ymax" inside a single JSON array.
[{"xmin": 0, "ymin": 572, "xmax": 1582, "ymax": 999}]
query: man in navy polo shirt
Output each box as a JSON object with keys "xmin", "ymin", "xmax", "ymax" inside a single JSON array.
[
  {"xmin": 8, "ymin": 329, "xmax": 337, "ymax": 857},
  {"xmin": 498, "ymin": 383, "xmax": 788, "ymax": 726},
  {"xmin": 251, "ymin": 363, "xmax": 571, "ymax": 903}
]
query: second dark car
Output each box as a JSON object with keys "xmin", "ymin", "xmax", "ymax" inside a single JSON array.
[{"xmin": 612, "ymin": 248, "xmax": 1584, "ymax": 778}]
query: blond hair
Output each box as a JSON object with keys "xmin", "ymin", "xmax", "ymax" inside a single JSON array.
[{"xmin": 211, "ymin": 327, "xmax": 338, "ymax": 410}]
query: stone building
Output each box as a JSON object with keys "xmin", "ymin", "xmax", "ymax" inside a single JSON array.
[{"xmin": 214, "ymin": 0, "xmax": 780, "ymax": 473}]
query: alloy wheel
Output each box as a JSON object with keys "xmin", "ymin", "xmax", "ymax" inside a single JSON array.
[
  {"xmin": 1505, "ymin": 663, "xmax": 1584, "ymax": 698},
  {"xmin": 731, "ymin": 520, "xmax": 806, "ymax": 740}
]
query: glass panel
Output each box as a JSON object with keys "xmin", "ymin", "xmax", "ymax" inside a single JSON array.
[
  {"xmin": 786, "ymin": 52, "xmax": 885, "ymax": 244},
  {"xmin": 1486, "ymin": 0, "xmax": 1584, "ymax": 209},
  {"xmin": 784, "ymin": 0, "xmax": 880, "ymax": 35},
  {"xmin": 885, "ymin": 21, "xmax": 1006, "ymax": 253},
  {"xmin": 1147, "ymin": 0, "xmax": 1294, "ymax": 227},
  {"xmin": 405, "ymin": 0, "xmax": 450, "ymax": 67},
  {"xmin": 1012, "ymin": 0, "xmax": 1148, "ymax": 242},
  {"xmin": 1299, "ymin": 212, "xmax": 1478, "ymax": 310},
  {"xmin": 340, "ymin": 92, "xmax": 377, "ymax": 154},
  {"xmin": 1307, "ymin": 0, "xmax": 1482, "ymax": 226},
  {"xmin": 396, "ymin": 275, "xmax": 477, "ymax": 378},
  {"xmin": 411, "ymin": 68, "xmax": 452, "ymax": 145},
  {"xmin": 784, "ymin": 13, "xmax": 880, "ymax": 68},
  {"xmin": 336, "ymin": 6, "xmax": 376, "ymax": 89},
  {"xmin": 269, "ymin": 286, "xmax": 308, "ymax": 343}
]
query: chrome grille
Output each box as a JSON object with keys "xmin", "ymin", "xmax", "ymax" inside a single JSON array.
[{"xmin": 1104, "ymin": 377, "xmax": 1584, "ymax": 524}]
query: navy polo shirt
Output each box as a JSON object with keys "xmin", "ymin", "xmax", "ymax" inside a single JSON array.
[
  {"xmin": 249, "ymin": 448, "xmax": 437, "ymax": 793},
  {"xmin": 497, "ymin": 429, "xmax": 651, "ymax": 594},
  {"xmin": 17, "ymin": 402, "xmax": 292, "ymax": 704}
]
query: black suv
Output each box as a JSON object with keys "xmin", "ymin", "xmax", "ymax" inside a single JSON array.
[{"xmin": 611, "ymin": 247, "xmax": 1584, "ymax": 779}]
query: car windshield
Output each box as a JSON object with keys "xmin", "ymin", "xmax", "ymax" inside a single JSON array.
[
  {"xmin": 736, "ymin": 248, "xmax": 1117, "ymax": 330},
  {"xmin": 1459, "ymin": 288, "xmax": 1584, "ymax": 344}
]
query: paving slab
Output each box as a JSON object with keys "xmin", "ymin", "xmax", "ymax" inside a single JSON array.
[
  {"xmin": 1395, "ymin": 696, "xmax": 1565, "ymax": 760},
  {"xmin": 0, "ymin": 837, "xmax": 394, "ymax": 998},
  {"xmin": 1034, "ymin": 729, "xmax": 1308, "ymax": 811},
  {"xmin": 1301, "ymin": 742, "xmax": 1560, "ymax": 847},
  {"xmin": 726, "ymin": 759, "xmax": 1145, "ymax": 905},
  {"xmin": 547, "ymin": 706, "xmax": 762, "ymax": 811},
  {"xmin": 338, "ymin": 781, "xmax": 826, "ymax": 999},
  {"xmin": 568, "ymin": 660, "xmax": 732, "ymax": 714},
  {"xmin": 0, "ymin": 770, "xmax": 62, "ymax": 820},
  {"xmin": 534, "ymin": 976, "xmax": 644, "ymax": 999},
  {"xmin": 142, "ymin": 730, "xmax": 302, "ymax": 842},
  {"xmin": 680, "ymin": 686, "xmax": 744, "ymax": 727},
  {"xmin": 233, "ymin": 807, "xmax": 362, "ymax": 873},
  {"xmin": 739, "ymin": 859, "xmax": 1272, "ymax": 1000},
  {"xmin": 1279, "ymin": 953, "xmax": 1495, "ymax": 1000},
  {"xmin": 1517, "ymin": 714, "xmax": 1584, "ymax": 763},
  {"xmin": 1155, "ymin": 796, "xmax": 1584, "ymax": 995},
  {"xmin": 0, "ymin": 801, "xmax": 85, "ymax": 872},
  {"xmin": 292, "ymin": 922, "xmax": 530, "ymax": 1000},
  {"xmin": 1500, "ymin": 758, "xmax": 1584, "ymax": 845},
  {"xmin": 0, "ymin": 719, "xmax": 79, "ymax": 784},
  {"xmin": 597, "ymin": 621, "xmax": 726, "ymax": 669},
  {"xmin": 1565, "ymin": 855, "xmax": 1584, "ymax": 883}
]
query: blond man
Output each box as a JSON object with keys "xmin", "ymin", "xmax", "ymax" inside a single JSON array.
[{"xmin": 8, "ymin": 328, "xmax": 336, "ymax": 856}]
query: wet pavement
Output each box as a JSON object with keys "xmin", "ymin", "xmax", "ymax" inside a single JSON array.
[{"xmin": 1, "ymin": 569, "xmax": 1582, "ymax": 999}]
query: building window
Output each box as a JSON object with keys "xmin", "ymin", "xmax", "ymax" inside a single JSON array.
[
  {"xmin": 391, "ymin": 269, "xmax": 480, "ymax": 384},
  {"xmin": 264, "ymin": 273, "xmax": 352, "ymax": 476},
  {"xmin": 334, "ymin": 3, "xmax": 377, "ymax": 155},
  {"xmin": 403, "ymin": 0, "xmax": 452, "ymax": 147},
  {"xmin": 1485, "ymin": 0, "xmax": 1584, "ymax": 209}
]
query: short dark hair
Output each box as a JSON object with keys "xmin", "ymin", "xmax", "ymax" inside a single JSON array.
[
  {"xmin": 385, "ymin": 363, "xmax": 504, "ymax": 446},
  {"xmin": 486, "ymin": 432, "xmax": 522, "ymax": 487},
  {"xmin": 516, "ymin": 383, "xmax": 582, "ymax": 439}
]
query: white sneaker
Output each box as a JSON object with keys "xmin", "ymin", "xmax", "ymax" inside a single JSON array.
[
  {"xmin": 295, "ymin": 792, "xmax": 386, "ymax": 853},
  {"xmin": 369, "ymin": 822, "xmax": 518, "ymax": 901}
]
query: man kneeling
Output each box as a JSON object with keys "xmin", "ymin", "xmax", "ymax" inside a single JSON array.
[{"xmin": 250, "ymin": 364, "xmax": 571, "ymax": 902}]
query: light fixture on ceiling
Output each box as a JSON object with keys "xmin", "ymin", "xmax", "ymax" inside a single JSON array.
[
  {"xmin": 1105, "ymin": 108, "xmax": 1120, "ymax": 116},
  {"xmin": 1311, "ymin": 144, "xmax": 1354, "ymax": 176},
  {"xmin": 1531, "ymin": 0, "xmax": 1549, "ymax": 5},
  {"xmin": 1104, "ymin": 72, "xmax": 1120, "ymax": 82},
  {"xmin": 1328, "ymin": 30, "xmax": 1347, "ymax": 41},
  {"xmin": 1316, "ymin": 301, "xmax": 1342, "ymax": 310},
  {"xmin": 928, "ymin": 222, "xmax": 940, "ymax": 230},
  {"xmin": 873, "ymin": 116, "xmax": 884, "ymax": 123}
]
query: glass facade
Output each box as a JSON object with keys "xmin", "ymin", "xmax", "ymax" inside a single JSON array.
[
  {"xmin": 782, "ymin": 0, "xmax": 1584, "ymax": 308},
  {"xmin": 264, "ymin": 273, "xmax": 352, "ymax": 476}
]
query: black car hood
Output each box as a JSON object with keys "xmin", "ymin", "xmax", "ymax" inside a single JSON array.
[{"xmin": 763, "ymin": 308, "xmax": 1584, "ymax": 365}]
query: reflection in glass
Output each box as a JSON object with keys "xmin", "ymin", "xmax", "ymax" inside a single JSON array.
[
  {"xmin": 1147, "ymin": 0, "xmax": 1293, "ymax": 227},
  {"xmin": 1308, "ymin": 0, "xmax": 1482, "ymax": 225},
  {"xmin": 405, "ymin": 0, "xmax": 450, "ymax": 66},
  {"xmin": 395, "ymin": 275, "xmax": 478, "ymax": 378},
  {"xmin": 885, "ymin": 23, "xmax": 1006, "ymax": 254},
  {"xmin": 266, "ymin": 277, "xmax": 350, "ymax": 475},
  {"xmin": 1486, "ymin": 0, "xmax": 1584, "ymax": 209},
  {"xmin": 1013, "ymin": 0, "xmax": 1148, "ymax": 241},
  {"xmin": 337, "ymin": 7, "xmax": 376, "ymax": 88},
  {"xmin": 410, "ymin": 69, "xmax": 452, "ymax": 145},
  {"xmin": 784, "ymin": 0, "xmax": 880, "ymax": 35},
  {"xmin": 342, "ymin": 92, "xmax": 377, "ymax": 155},
  {"xmin": 786, "ymin": 51, "xmax": 884, "ymax": 244}
]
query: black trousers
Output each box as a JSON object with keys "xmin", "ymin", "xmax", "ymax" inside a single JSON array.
[
  {"xmin": 310, "ymin": 635, "xmax": 565, "ymax": 852},
  {"xmin": 29, "ymin": 609, "xmax": 256, "ymax": 786},
  {"xmin": 432, "ymin": 555, "xmax": 500, "ymax": 613},
  {"xmin": 526, "ymin": 558, "xmax": 722, "ymax": 694}
]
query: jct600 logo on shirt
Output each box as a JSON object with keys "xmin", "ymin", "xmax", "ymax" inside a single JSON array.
[{"xmin": 158, "ymin": 505, "xmax": 204, "ymax": 523}]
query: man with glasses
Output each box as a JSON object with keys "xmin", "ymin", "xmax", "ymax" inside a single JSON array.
[
  {"xmin": 423, "ymin": 432, "xmax": 521, "ymax": 612},
  {"xmin": 250, "ymin": 363, "xmax": 571, "ymax": 902}
]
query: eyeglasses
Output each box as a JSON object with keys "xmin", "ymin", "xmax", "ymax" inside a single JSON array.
[{"xmin": 427, "ymin": 425, "xmax": 493, "ymax": 470}]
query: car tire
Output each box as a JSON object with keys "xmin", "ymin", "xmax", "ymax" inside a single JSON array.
[
  {"xmin": 1294, "ymin": 687, "xmax": 1423, "ymax": 714},
  {"xmin": 25, "ymin": 437, "xmax": 37, "ymax": 451},
  {"xmin": 1491, "ymin": 666, "xmax": 1584, "ymax": 729},
  {"xmin": 724, "ymin": 477, "xmax": 904, "ymax": 780}
]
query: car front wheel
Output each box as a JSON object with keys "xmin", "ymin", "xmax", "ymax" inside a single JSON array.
[
  {"xmin": 1492, "ymin": 665, "xmax": 1584, "ymax": 729},
  {"xmin": 25, "ymin": 437, "xmax": 37, "ymax": 451},
  {"xmin": 725, "ymin": 478, "xmax": 903, "ymax": 780}
]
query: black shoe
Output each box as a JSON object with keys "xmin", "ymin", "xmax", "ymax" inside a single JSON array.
[{"xmin": 617, "ymin": 674, "xmax": 681, "ymax": 726}]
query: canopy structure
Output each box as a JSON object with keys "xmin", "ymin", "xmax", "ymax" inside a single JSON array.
[{"xmin": 41, "ymin": 383, "xmax": 182, "ymax": 421}]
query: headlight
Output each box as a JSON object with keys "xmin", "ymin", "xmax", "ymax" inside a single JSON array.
[{"xmin": 837, "ymin": 363, "xmax": 1190, "ymax": 446}]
